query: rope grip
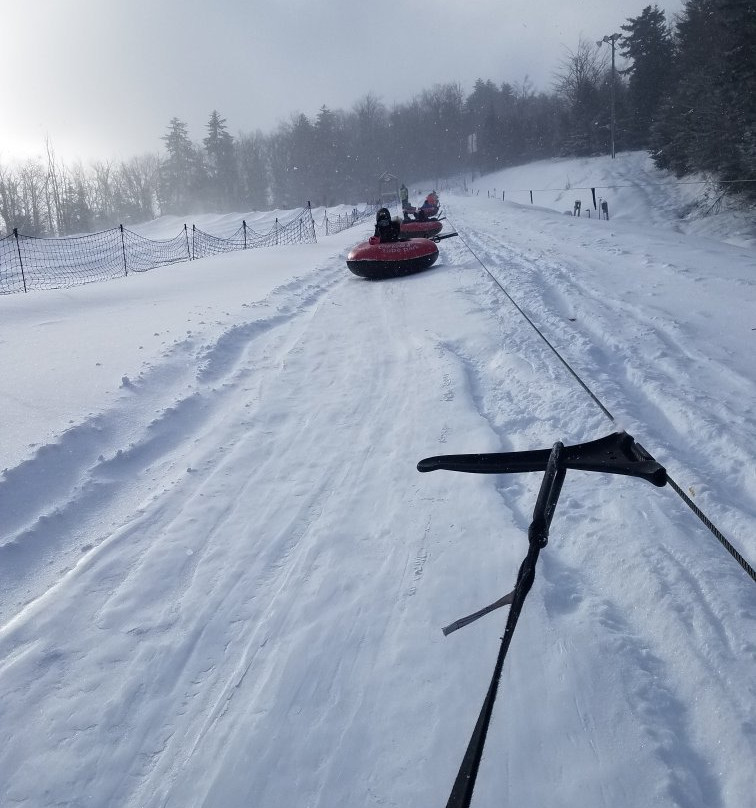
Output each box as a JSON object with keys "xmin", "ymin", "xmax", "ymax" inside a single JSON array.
[
  {"xmin": 417, "ymin": 430, "xmax": 667, "ymax": 487},
  {"xmin": 425, "ymin": 434, "xmax": 669, "ymax": 808},
  {"xmin": 425, "ymin": 433, "xmax": 666, "ymax": 638}
]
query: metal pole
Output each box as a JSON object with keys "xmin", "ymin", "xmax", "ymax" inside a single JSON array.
[
  {"xmin": 599, "ymin": 33, "xmax": 620, "ymax": 159},
  {"xmin": 610, "ymin": 38, "xmax": 616, "ymax": 159},
  {"xmin": 307, "ymin": 201, "xmax": 316, "ymax": 243},
  {"xmin": 13, "ymin": 228, "xmax": 27, "ymax": 293},
  {"xmin": 120, "ymin": 224, "xmax": 128, "ymax": 276}
]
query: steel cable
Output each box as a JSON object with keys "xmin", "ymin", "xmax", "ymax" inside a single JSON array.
[{"xmin": 449, "ymin": 215, "xmax": 754, "ymax": 584}]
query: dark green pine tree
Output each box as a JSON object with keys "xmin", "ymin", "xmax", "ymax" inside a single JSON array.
[
  {"xmin": 289, "ymin": 113, "xmax": 316, "ymax": 205},
  {"xmin": 203, "ymin": 111, "xmax": 237, "ymax": 211},
  {"xmin": 620, "ymin": 5, "xmax": 674, "ymax": 148},
  {"xmin": 650, "ymin": 0, "xmax": 756, "ymax": 198},
  {"xmin": 716, "ymin": 0, "xmax": 756, "ymax": 194},
  {"xmin": 268, "ymin": 114, "xmax": 315, "ymax": 207},
  {"xmin": 312, "ymin": 105, "xmax": 344, "ymax": 207},
  {"xmin": 160, "ymin": 117, "xmax": 197, "ymax": 214},
  {"xmin": 465, "ymin": 79, "xmax": 501, "ymax": 172},
  {"xmin": 236, "ymin": 133, "xmax": 269, "ymax": 210},
  {"xmin": 650, "ymin": 0, "xmax": 724, "ymax": 174}
]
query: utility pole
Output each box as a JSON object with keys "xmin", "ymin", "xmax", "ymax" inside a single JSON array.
[{"xmin": 598, "ymin": 33, "xmax": 621, "ymax": 159}]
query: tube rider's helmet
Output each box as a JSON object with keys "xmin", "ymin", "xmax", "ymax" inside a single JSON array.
[{"xmin": 376, "ymin": 207, "xmax": 392, "ymax": 229}]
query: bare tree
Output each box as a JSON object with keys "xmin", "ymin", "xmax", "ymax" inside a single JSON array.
[
  {"xmin": 44, "ymin": 137, "xmax": 68, "ymax": 234},
  {"xmin": 554, "ymin": 38, "xmax": 610, "ymax": 155},
  {"xmin": 116, "ymin": 154, "xmax": 159, "ymax": 223},
  {"xmin": 0, "ymin": 162, "xmax": 24, "ymax": 235}
]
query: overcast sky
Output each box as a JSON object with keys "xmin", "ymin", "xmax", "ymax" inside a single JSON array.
[{"xmin": 2, "ymin": 0, "xmax": 684, "ymax": 165}]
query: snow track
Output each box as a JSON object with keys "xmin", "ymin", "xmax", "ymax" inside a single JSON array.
[{"xmin": 1, "ymin": 185, "xmax": 754, "ymax": 807}]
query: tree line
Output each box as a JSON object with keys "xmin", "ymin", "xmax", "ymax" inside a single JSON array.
[{"xmin": 1, "ymin": 1, "xmax": 753, "ymax": 238}]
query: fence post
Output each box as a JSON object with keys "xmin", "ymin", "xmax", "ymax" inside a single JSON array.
[
  {"xmin": 307, "ymin": 201, "xmax": 317, "ymax": 243},
  {"xmin": 191, "ymin": 224, "xmax": 196, "ymax": 260},
  {"xmin": 530, "ymin": 190, "xmax": 534, "ymax": 204},
  {"xmin": 13, "ymin": 228, "xmax": 27, "ymax": 293},
  {"xmin": 243, "ymin": 220, "xmax": 247, "ymax": 249},
  {"xmin": 119, "ymin": 224, "xmax": 128, "ymax": 276},
  {"xmin": 325, "ymin": 210, "xmax": 329, "ymax": 236},
  {"xmin": 184, "ymin": 224, "xmax": 191, "ymax": 260},
  {"xmin": 275, "ymin": 218, "xmax": 279, "ymax": 245}
]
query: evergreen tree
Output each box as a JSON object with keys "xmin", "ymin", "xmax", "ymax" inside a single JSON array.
[
  {"xmin": 417, "ymin": 83, "xmax": 466, "ymax": 178},
  {"xmin": 160, "ymin": 117, "xmax": 197, "ymax": 214},
  {"xmin": 268, "ymin": 114, "xmax": 314, "ymax": 207},
  {"xmin": 620, "ymin": 5, "xmax": 674, "ymax": 147},
  {"xmin": 386, "ymin": 101, "xmax": 425, "ymax": 184},
  {"xmin": 288, "ymin": 113, "xmax": 316, "ymax": 205},
  {"xmin": 465, "ymin": 79, "xmax": 501, "ymax": 171},
  {"xmin": 236, "ymin": 133, "xmax": 268, "ymax": 210},
  {"xmin": 716, "ymin": 0, "xmax": 756, "ymax": 192},
  {"xmin": 312, "ymin": 106, "xmax": 345, "ymax": 206},
  {"xmin": 203, "ymin": 110, "xmax": 237, "ymax": 210},
  {"xmin": 348, "ymin": 93, "xmax": 388, "ymax": 199},
  {"xmin": 514, "ymin": 82, "xmax": 564, "ymax": 162},
  {"xmin": 650, "ymin": 0, "xmax": 756, "ymax": 197}
]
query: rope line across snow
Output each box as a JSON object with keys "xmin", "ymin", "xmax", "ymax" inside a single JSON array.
[{"xmin": 450, "ymin": 217, "xmax": 755, "ymax": 585}]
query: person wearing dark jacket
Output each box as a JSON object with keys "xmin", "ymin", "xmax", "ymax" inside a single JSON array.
[{"xmin": 373, "ymin": 207, "xmax": 402, "ymax": 242}]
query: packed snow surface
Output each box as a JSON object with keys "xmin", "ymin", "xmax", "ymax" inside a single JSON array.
[{"xmin": 1, "ymin": 152, "xmax": 754, "ymax": 807}]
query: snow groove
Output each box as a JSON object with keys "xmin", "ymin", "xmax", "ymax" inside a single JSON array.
[{"xmin": 0, "ymin": 265, "xmax": 344, "ymax": 624}]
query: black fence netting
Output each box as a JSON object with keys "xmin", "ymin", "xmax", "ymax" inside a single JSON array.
[
  {"xmin": 123, "ymin": 227, "xmax": 191, "ymax": 273},
  {"xmin": 191, "ymin": 208, "xmax": 317, "ymax": 259},
  {"xmin": 0, "ymin": 224, "xmax": 189, "ymax": 293},
  {"xmin": 313, "ymin": 204, "xmax": 378, "ymax": 238},
  {"xmin": 0, "ymin": 202, "xmax": 376, "ymax": 295},
  {"xmin": 1, "ymin": 227, "xmax": 124, "ymax": 293}
]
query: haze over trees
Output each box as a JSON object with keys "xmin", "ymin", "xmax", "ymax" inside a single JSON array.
[{"xmin": 1, "ymin": 2, "xmax": 753, "ymax": 237}]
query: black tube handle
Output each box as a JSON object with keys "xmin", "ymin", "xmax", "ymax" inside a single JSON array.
[{"xmin": 418, "ymin": 431, "xmax": 666, "ymax": 487}]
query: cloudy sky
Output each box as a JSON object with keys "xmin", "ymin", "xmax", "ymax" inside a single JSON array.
[{"xmin": 2, "ymin": 0, "xmax": 684, "ymax": 164}]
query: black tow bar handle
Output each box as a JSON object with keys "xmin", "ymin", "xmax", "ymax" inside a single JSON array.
[{"xmin": 418, "ymin": 431, "xmax": 666, "ymax": 487}]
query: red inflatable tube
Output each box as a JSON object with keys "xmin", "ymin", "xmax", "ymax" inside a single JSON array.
[
  {"xmin": 399, "ymin": 220, "xmax": 443, "ymax": 239},
  {"xmin": 346, "ymin": 236, "xmax": 439, "ymax": 279}
]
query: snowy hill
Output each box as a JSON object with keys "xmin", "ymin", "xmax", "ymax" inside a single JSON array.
[
  {"xmin": 465, "ymin": 150, "xmax": 756, "ymax": 248},
  {"xmin": 0, "ymin": 151, "xmax": 754, "ymax": 808}
]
